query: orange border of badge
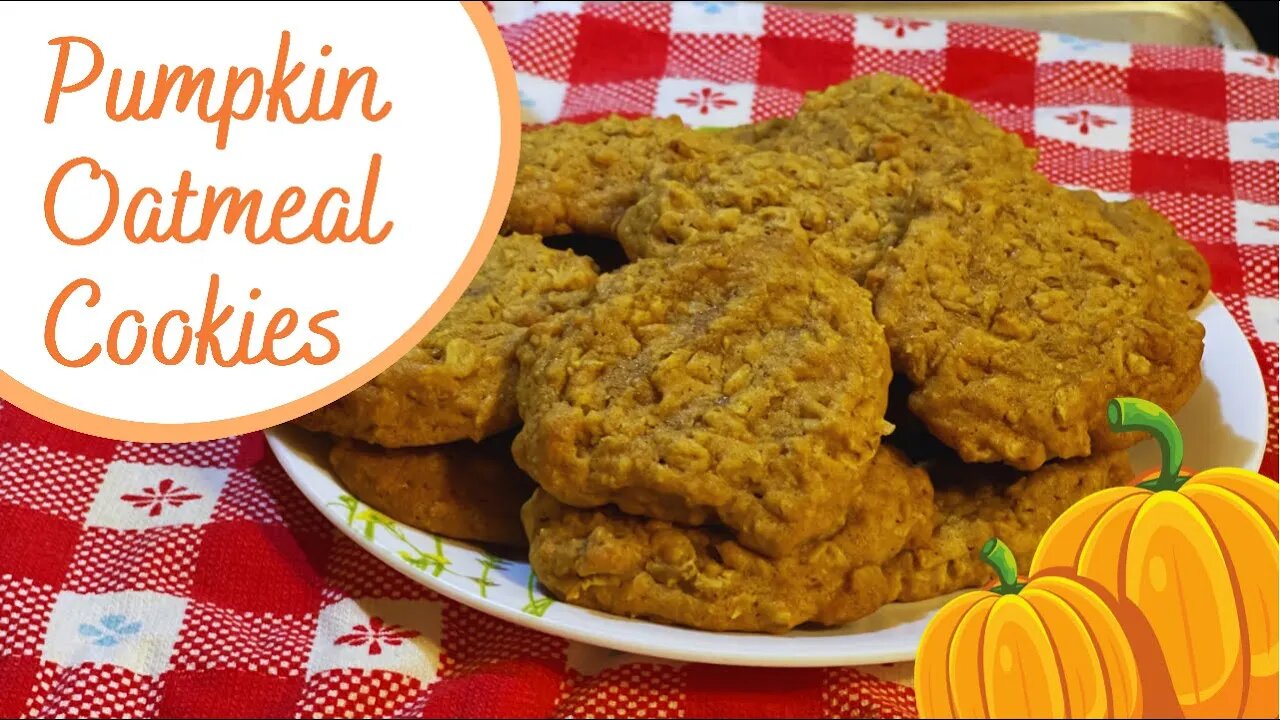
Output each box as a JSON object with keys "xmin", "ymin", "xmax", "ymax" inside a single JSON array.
[{"xmin": 0, "ymin": 1, "xmax": 520, "ymax": 443}]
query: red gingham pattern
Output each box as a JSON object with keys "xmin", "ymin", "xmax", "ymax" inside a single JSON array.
[
  {"xmin": 114, "ymin": 439, "xmax": 242, "ymax": 469},
  {"xmin": 0, "ymin": 574, "xmax": 56, "ymax": 659},
  {"xmin": 0, "ymin": 443, "xmax": 104, "ymax": 522},
  {"xmin": 559, "ymin": 664, "xmax": 685, "ymax": 719},
  {"xmin": 0, "ymin": 3, "xmax": 1276, "ymax": 717},
  {"xmin": 30, "ymin": 663, "xmax": 162, "ymax": 719},
  {"xmin": 62, "ymin": 526, "xmax": 203, "ymax": 596},
  {"xmin": 169, "ymin": 601, "xmax": 316, "ymax": 676},
  {"xmin": 297, "ymin": 669, "xmax": 427, "ymax": 719}
]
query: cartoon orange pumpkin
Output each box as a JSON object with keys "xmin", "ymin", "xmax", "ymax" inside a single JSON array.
[
  {"xmin": 914, "ymin": 537, "xmax": 1175, "ymax": 718},
  {"xmin": 1031, "ymin": 397, "xmax": 1278, "ymax": 719}
]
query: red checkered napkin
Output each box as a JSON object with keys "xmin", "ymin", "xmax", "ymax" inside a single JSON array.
[{"xmin": 0, "ymin": 2, "xmax": 1275, "ymax": 717}]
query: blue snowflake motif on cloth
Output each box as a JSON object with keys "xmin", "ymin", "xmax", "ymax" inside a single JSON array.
[
  {"xmin": 693, "ymin": 1, "xmax": 737, "ymax": 14},
  {"xmin": 79, "ymin": 614, "xmax": 142, "ymax": 647},
  {"xmin": 1251, "ymin": 130, "xmax": 1279, "ymax": 150},
  {"xmin": 1056, "ymin": 33, "xmax": 1104, "ymax": 52}
]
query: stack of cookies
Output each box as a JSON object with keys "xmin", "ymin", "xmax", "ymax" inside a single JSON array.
[
  {"xmin": 295, "ymin": 233, "xmax": 600, "ymax": 547},
  {"xmin": 297, "ymin": 74, "xmax": 1210, "ymax": 634}
]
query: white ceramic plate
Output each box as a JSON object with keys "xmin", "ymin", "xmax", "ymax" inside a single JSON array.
[{"xmin": 267, "ymin": 294, "xmax": 1267, "ymax": 667}]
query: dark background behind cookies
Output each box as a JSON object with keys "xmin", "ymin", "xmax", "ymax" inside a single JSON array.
[{"xmin": 1227, "ymin": 1, "xmax": 1277, "ymax": 55}]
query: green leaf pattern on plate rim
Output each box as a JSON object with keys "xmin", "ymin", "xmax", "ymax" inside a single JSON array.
[{"xmin": 327, "ymin": 494, "xmax": 552, "ymax": 611}]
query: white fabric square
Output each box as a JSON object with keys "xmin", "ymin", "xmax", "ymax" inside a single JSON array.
[
  {"xmin": 489, "ymin": 1, "xmax": 537, "ymax": 26},
  {"xmin": 44, "ymin": 590, "xmax": 188, "ymax": 676},
  {"xmin": 536, "ymin": 1, "xmax": 584, "ymax": 16},
  {"xmin": 517, "ymin": 73, "xmax": 569, "ymax": 124},
  {"xmin": 655, "ymin": 78, "xmax": 754, "ymax": 127},
  {"xmin": 1236, "ymin": 201, "xmax": 1280, "ymax": 246},
  {"xmin": 1228, "ymin": 120, "xmax": 1280, "ymax": 162},
  {"xmin": 670, "ymin": 2, "xmax": 765, "ymax": 36},
  {"xmin": 854, "ymin": 16, "xmax": 947, "ymax": 51},
  {"xmin": 85, "ymin": 462, "xmax": 228, "ymax": 530},
  {"xmin": 1034, "ymin": 105, "xmax": 1132, "ymax": 151},
  {"xmin": 1248, "ymin": 297, "xmax": 1279, "ymax": 344},
  {"xmin": 1038, "ymin": 33, "xmax": 1132, "ymax": 67},
  {"xmin": 1225, "ymin": 50, "xmax": 1279, "ymax": 78},
  {"xmin": 307, "ymin": 598, "xmax": 442, "ymax": 683}
]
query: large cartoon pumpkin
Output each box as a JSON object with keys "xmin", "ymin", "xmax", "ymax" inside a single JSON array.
[
  {"xmin": 915, "ymin": 538, "xmax": 1174, "ymax": 718},
  {"xmin": 1031, "ymin": 397, "xmax": 1279, "ymax": 719}
]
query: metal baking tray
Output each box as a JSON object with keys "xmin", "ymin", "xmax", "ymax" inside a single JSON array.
[{"xmin": 774, "ymin": 1, "xmax": 1257, "ymax": 50}]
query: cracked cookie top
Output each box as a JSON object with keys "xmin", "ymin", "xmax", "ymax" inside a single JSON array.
[
  {"xmin": 514, "ymin": 238, "xmax": 892, "ymax": 557},
  {"xmin": 296, "ymin": 233, "xmax": 599, "ymax": 446}
]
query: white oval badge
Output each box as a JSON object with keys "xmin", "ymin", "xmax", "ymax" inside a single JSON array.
[{"xmin": 0, "ymin": 1, "xmax": 519, "ymax": 441}]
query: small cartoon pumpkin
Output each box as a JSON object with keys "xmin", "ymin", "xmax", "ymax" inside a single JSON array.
[
  {"xmin": 915, "ymin": 537, "xmax": 1172, "ymax": 718},
  {"xmin": 1032, "ymin": 397, "xmax": 1279, "ymax": 719}
]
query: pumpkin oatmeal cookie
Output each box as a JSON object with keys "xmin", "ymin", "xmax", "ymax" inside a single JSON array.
[
  {"xmin": 731, "ymin": 73, "xmax": 1037, "ymax": 178},
  {"xmin": 504, "ymin": 115, "xmax": 740, "ymax": 238},
  {"xmin": 888, "ymin": 449, "xmax": 1134, "ymax": 602},
  {"xmin": 523, "ymin": 447, "xmax": 933, "ymax": 633},
  {"xmin": 295, "ymin": 233, "xmax": 599, "ymax": 447},
  {"xmin": 514, "ymin": 239, "xmax": 892, "ymax": 557},
  {"xmin": 869, "ymin": 171, "xmax": 1205, "ymax": 470},
  {"xmin": 330, "ymin": 433, "xmax": 533, "ymax": 547},
  {"xmin": 615, "ymin": 149, "xmax": 915, "ymax": 283},
  {"xmin": 1070, "ymin": 189, "xmax": 1211, "ymax": 313}
]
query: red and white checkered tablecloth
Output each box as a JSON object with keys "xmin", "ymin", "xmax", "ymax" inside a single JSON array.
[{"xmin": 0, "ymin": 2, "xmax": 1275, "ymax": 717}]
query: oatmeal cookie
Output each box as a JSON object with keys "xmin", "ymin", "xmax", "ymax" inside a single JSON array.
[
  {"xmin": 1071, "ymin": 189, "xmax": 1211, "ymax": 312},
  {"xmin": 870, "ymin": 171, "xmax": 1206, "ymax": 469},
  {"xmin": 514, "ymin": 239, "xmax": 892, "ymax": 557},
  {"xmin": 295, "ymin": 234, "xmax": 599, "ymax": 447},
  {"xmin": 523, "ymin": 447, "xmax": 933, "ymax": 633},
  {"xmin": 887, "ymin": 449, "xmax": 1133, "ymax": 601},
  {"xmin": 737, "ymin": 73, "xmax": 1038, "ymax": 178},
  {"xmin": 330, "ymin": 434, "xmax": 533, "ymax": 546},
  {"xmin": 615, "ymin": 150, "xmax": 915, "ymax": 282},
  {"xmin": 504, "ymin": 115, "xmax": 739, "ymax": 238}
]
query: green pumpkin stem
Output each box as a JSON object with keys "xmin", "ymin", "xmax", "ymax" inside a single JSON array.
[
  {"xmin": 1107, "ymin": 397, "xmax": 1188, "ymax": 492},
  {"xmin": 981, "ymin": 538, "xmax": 1025, "ymax": 595}
]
